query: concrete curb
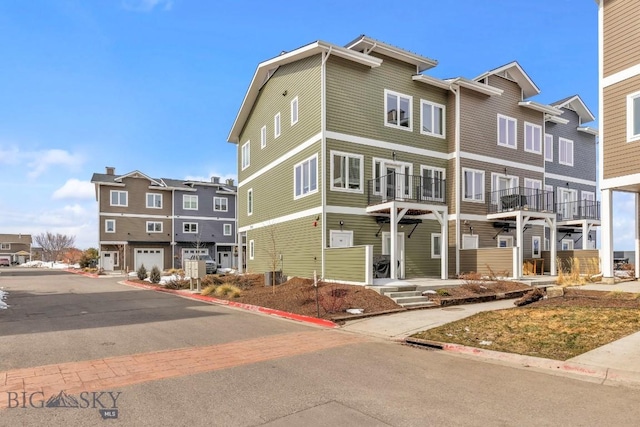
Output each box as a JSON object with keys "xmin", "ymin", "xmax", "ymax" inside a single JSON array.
[
  {"xmin": 120, "ymin": 280, "xmax": 339, "ymax": 329},
  {"xmin": 405, "ymin": 337, "xmax": 640, "ymax": 388},
  {"xmin": 65, "ymin": 269, "xmax": 99, "ymax": 278}
]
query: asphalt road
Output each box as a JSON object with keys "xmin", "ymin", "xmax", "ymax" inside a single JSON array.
[{"xmin": 2, "ymin": 269, "xmax": 640, "ymax": 426}]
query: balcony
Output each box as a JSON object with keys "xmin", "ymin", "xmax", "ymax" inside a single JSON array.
[
  {"xmin": 487, "ymin": 186, "xmax": 555, "ymax": 215},
  {"xmin": 367, "ymin": 173, "xmax": 446, "ymax": 206},
  {"xmin": 556, "ymin": 200, "xmax": 601, "ymax": 221}
]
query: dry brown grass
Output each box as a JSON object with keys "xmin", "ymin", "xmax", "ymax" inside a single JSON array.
[{"xmin": 556, "ymin": 257, "xmax": 601, "ymax": 287}]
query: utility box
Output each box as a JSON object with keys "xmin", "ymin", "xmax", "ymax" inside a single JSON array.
[{"xmin": 185, "ymin": 260, "xmax": 206, "ymax": 279}]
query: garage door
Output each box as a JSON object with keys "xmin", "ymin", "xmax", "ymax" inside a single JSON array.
[{"xmin": 134, "ymin": 248, "xmax": 163, "ymax": 271}]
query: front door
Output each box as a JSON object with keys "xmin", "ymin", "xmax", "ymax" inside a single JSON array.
[
  {"xmin": 382, "ymin": 232, "xmax": 405, "ymax": 279},
  {"xmin": 102, "ymin": 252, "xmax": 114, "ymax": 271},
  {"xmin": 384, "ymin": 165, "xmax": 403, "ymax": 201},
  {"xmin": 532, "ymin": 236, "xmax": 541, "ymax": 258}
]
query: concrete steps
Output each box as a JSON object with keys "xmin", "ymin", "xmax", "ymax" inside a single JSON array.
[{"xmin": 371, "ymin": 286, "xmax": 436, "ymax": 309}]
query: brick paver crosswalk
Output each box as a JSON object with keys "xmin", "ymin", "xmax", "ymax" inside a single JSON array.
[{"xmin": 0, "ymin": 330, "xmax": 363, "ymax": 409}]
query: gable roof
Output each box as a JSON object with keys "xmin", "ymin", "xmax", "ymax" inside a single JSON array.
[
  {"xmin": 345, "ymin": 35, "xmax": 438, "ymax": 73},
  {"xmin": 114, "ymin": 170, "xmax": 164, "ymax": 187},
  {"xmin": 0, "ymin": 234, "xmax": 32, "ymax": 244},
  {"xmin": 551, "ymin": 94, "xmax": 596, "ymax": 123},
  {"xmin": 474, "ymin": 61, "xmax": 540, "ymax": 99},
  {"xmin": 227, "ymin": 40, "xmax": 382, "ymax": 144}
]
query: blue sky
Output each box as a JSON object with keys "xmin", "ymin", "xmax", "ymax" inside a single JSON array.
[{"xmin": 2, "ymin": 0, "xmax": 629, "ymax": 250}]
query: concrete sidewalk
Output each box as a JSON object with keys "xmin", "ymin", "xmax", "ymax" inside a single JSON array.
[{"xmin": 342, "ymin": 280, "xmax": 640, "ymax": 387}]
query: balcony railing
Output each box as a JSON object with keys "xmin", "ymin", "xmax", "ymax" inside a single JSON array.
[
  {"xmin": 367, "ymin": 173, "xmax": 446, "ymax": 206},
  {"xmin": 556, "ymin": 200, "xmax": 601, "ymax": 221},
  {"xmin": 487, "ymin": 186, "xmax": 555, "ymax": 215}
]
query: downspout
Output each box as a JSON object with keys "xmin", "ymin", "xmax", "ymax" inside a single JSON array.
[
  {"xmin": 97, "ymin": 184, "xmax": 101, "ymax": 266},
  {"xmin": 320, "ymin": 47, "xmax": 332, "ymax": 279},
  {"xmin": 171, "ymin": 188, "xmax": 175, "ymax": 269},
  {"xmin": 452, "ymin": 84, "xmax": 461, "ymax": 276}
]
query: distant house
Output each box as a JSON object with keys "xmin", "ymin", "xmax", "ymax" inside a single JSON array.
[
  {"xmin": 91, "ymin": 167, "xmax": 237, "ymax": 272},
  {"xmin": 0, "ymin": 234, "xmax": 32, "ymax": 265}
]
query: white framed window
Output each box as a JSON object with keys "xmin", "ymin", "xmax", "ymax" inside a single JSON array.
[
  {"xmin": 146, "ymin": 193, "xmax": 162, "ymax": 209},
  {"xmin": 330, "ymin": 151, "xmax": 363, "ymax": 193},
  {"xmin": 559, "ymin": 137, "xmax": 574, "ymax": 166},
  {"xmin": 214, "ymin": 197, "xmax": 228, "ymax": 212},
  {"xmin": 627, "ymin": 91, "xmax": 640, "ymax": 142},
  {"xmin": 497, "ymin": 236, "xmax": 513, "ymax": 248},
  {"xmin": 544, "ymin": 237, "xmax": 550, "ymax": 252},
  {"xmin": 431, "ymin": 233, "xmax": 442, "ymax": 258},
  {"xmin": 420, "ymin": 100, "xmax": 445, "ymax": 138},
  {"xmin": 497, "ymin": 114, "xmax": 517, "ymax": 149},
  {"xmin": 544, "ymin": 133, "xmax": 553, "ymax": 162},
  {"xmin": 183, "ymin": 222, "xmax": 198, "ymax": 233},
  {"xmin": 532, "ymin": 236, "xmax": 541, "ymax": 258},
  {"xmin": 545, "ymin": 184, "xmax": 554, "ymax": 211},
  {"xmin": 291, "ymin": 96, "xmax": 298, "ymax": 125},
  {"xmin": 274, "ymin": 113, "xmax": 281, "ymax": 138},
  {"xmin": 249, "ymin": 240, "xmax": 255, "ymax": 260},
  {"xmin": 524, "ymin": 122, "xmax": 542, "ymax": 154},
  {"xmin": 463, "ymin": 168, "xmax": 484, "ymax": 202},
  {"xmin": 183, "ymin": 195, "xmax": 198, "ymax": 210},
  {"xmin": 110, "ymin": 190, "xmax": 128, "ymax": 207},
  {"xmin": 561, "ymin": 239, "xmax": 574, "ymax": 250},
  {"xmin": 260, "ymin": 125, "xmax": 267, "ymax": 149},
  {"xmin": 329, "ymin": 230, "xmax": 354, "ymax": 248},
  {"xmin": 384, "ymin": 89, "xmax": 412, "ymax": 131},
  {"xmin": 223, "ymin": 224, "xmax": 232, "ymax": 236},
  {"xmin": 491, "ymin": 173, "xmax": 519, "ymax": 206},
  {"xmin": 105, "ymin": 219, "xmax": 115, "ymax": 233},
  {"xmin": 372, "ymin": 158, "xmax": 413, "ymax": 199},
  {"xmin": 146, "ymin": 221, "xmax": 163, "ymax": 233},
  {"xmin": 421, "ymin": 166, "xmax": 445, "ymax": 201},
  {"xmin": 0, "ymin": 243, "xmax": 9, "ymax": 250},
  {"xmin": 462, "ymin": 234, "xmax": 478, "ymax": 249},
  {"xmin": 582, "ymin": 190, "xmax": 596, "ymax": 218},
  {"xmin": 558, "ymin": 188, "xmax": 579, "ymax": 220},
  {"xmin": 294, "ymin": 154, "xmax": 318, "ymax": 199},
  {"xmin": 247, "ymin": 188, "xmax": 253, "ymax": 215},
  {"xmin": 241, "ymin": 141, "xmax": 250, "ymax": 170}
]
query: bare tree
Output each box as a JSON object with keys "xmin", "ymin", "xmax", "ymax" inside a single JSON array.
[
  {"xmin": 263, "ymin": 223, "xmax": 282, "ymax": 293},
  {"xmin": 34, "ymin": 232, "xmax": 76, "ymax": 262}
]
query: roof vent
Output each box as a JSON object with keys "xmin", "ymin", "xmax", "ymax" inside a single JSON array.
[
  {"xmin": 225, "ymin": 179, "xmax": 234, "ymax": 186},
  {"xmin": 211, "ymin": 176, "xmax": 220, "ymax": 184}
]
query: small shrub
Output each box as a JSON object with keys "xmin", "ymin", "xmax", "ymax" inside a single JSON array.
[
  {"xmin": 137, "ymin": 264, "xmax": 147, "ymax": 280},
  {"xmin": 149, "ymin": 266, "xmax": 161, "ymax": 284},
  {"xmin": 436, "ymin": 288, "xmax": 450, "ymax": 296},
  {"xmin": 460, "ymin": 271, "xmax": 484, "ymax": 286},
  {"xmin": 318, "ymin": 284, "xmax": 349, "ymax": 314},
  {"xmin": 201, "ymin": 285, "xmax": 217, "ymax": 296},
  {"xmin": 215, "ymin": 284, "xmax": 242, "ymax": 298}
]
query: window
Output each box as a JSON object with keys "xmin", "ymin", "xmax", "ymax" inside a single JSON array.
[
  {"xmin": 294, "ymin": 155, "xmax": 318, "ymax": 199},
  {"xmin": 558, "ymin": 188, "xmax": 578, "ymax": 220},
  {"xmin": 544, "ymin": 237, "xmax": 550, "ymax": 252},
  {"xmin": 497, "ymin": 114, "xmax": 517, "ymax": 149},
  {"xmin": 524, "ymin": 122, "xmax": 542, "ymax": 154},
  {"xmin": 559, "ymin": 137, "xmax": 574, "ymax": 166},
  {"xmin": 545, "ymin": 184, "xmax": 554, "ymax": 211},
  {"xmin": 431, "ymin": 233, "xmax": 442, "ymax": 258},
  {"xmin": 223, "ymin": 224, "xmax": 232, "ymax": 236},
  {"xmin": 247, "ymin": 188, "xmax": 253, "ymax": 215},
  {"xmin": 146, "ymin": 221, "xmax": 162, "ymax": 233},
  {"xmin": 214, "ymin": 197, "xmax": 228, "ymax": 212},
  {"xmin": 497, "ymin": 236, "xmax": 513, "ymax": 248},
  {"xmin": 331, "ymin": 151, "xmax": 363, "ymax": 192},
  {"xmin": 183, "ymin": 195, "xmax": 198, "ymax": 210},
  {"xmin": 491, "ymin": 173, "xmax": 519, "ymax": 206},
  {"xmin": 274, "ymin": 113, "xmax": 281, "ymax": 138},
  {"xmin": 561, "ymin": 239, "xmax": 574, "ymax": 250},
  {"xmin": 261, "ymin": 125, "xmax": 267, "ymax": 149},
  {"xmin": 0, "ymin": 243, "xmax": 10, "ymax": 250},
  {"xmin": 462, "ymin": 234, "xmax": 478, "ymax": 249},
  {"xmin": 291, "ymin": 97, "xmax": 298, "ymax": 125},
  {"xmin": 249, "ymin": 240, "xmax": 255, "ymax": 260},
  {"xmin": 544, "ymin": 134, "xmax": 553, "ymax": 162},
  {"xmin": 627, "ymin": 91, "xmax": 640, "ymax": 142},
  {"xmin": 146, "ymin": 193, "xmax": 162, "ymax": 209},
  {"xmin": 183, "ymin": 222, "xmax": 198, "ymax": 233},
  {"xmin": 420, "ymin": 100, "xmax": 445, "ymax": 138},
  {"xmin": 582, "ymin": 191, "xmax": 596, "ymax": 218},
  {"xmin": 421, "ymin": 166, "xmax": 445, "ymax": 201},
  {"xmin": 385, "ymin": 89, "xmax": 412, "ymax": 130},
  {"xmin": 463, "ymin": 169, "xmax": 484, "ymax": 202},
  {"xmin": 105, "ymin": 219, "xmax": 115, "ymax": 233},
  {"xmin": 241, "ymin": 141, "xmax": 250, "ymax": 170},
  {"xmin": 532, "ymin": 236, "xmax": 541, "ymax": 258},
  {"xmin": 110, "ymin": 190, "xmax": 127, "ymax": 206}
]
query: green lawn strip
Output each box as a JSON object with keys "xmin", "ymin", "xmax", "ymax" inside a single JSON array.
[{"xmin": 411, "ymin": 307, "xmax": 640, "ymax": 361}]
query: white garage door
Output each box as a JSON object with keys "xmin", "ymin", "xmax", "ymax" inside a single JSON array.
[{"xmin": 135, "ymin": 248, "xmax": 163, "ymax": 271}]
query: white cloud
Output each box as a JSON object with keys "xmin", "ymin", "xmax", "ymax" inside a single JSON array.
[
  {"xmin": 52, "ymin": 179, "xmax": 95, "ymax": 200},
  {"xmin": 121, "ymin": 0, "xmax": 173, "ymax": 12},
  {"xmin": 27, "ymin": 149, "xmax": 85, "ymax": 178},
  {"xmin": 0, "ymin": 146, "xmax": 21, "ymax": 165}
]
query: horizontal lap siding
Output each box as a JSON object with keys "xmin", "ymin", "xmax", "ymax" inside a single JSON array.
[
  {"xmin": 603, "ymin": 0, "xmax": 640, "ymax": 77},
  {"xmin": 101, "ymin": 217, "xmax": 172, "ymax": 243},
  {"xmin": 101, "ymin": 243, "xmax": 172, "ymax": 273},
  {"xmin": 324, "ymin": 247, "xmax": 368, "ymax": 283},
  {"xmin": 542, "ymin": 250, "xmax": 600, "ymax": 273},
  {"xmin": 459, "ymin": 248, "xmax": 514, "ymax": 277},
  {"xmin": 603, "ymin": 75, "xmax": 640, "ymax": 179}
]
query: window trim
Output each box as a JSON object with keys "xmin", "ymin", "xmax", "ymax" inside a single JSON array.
[
  {"xmin": 274, "ymin": 113, "xmax": 281, "ymax": 138},
  {"xmin": 420, "ymin": 165, "xmax": 446, "ymax": 202},
  {"xmin": 291, "ymin": 96, "xmax": 298, "ymax": 126},
  {"xmin": 431, "ymin": 233, "xmax": 442, "ymax": 258},
  {"xmin": 105, "ymin": 219, "xmax": 116, "ymax": 233},
  {"xmin": 260, "ymin": 125, "xmax": 267, "ymax": 149},
  {"xmin": 561, "ymin": 239, "xmax": 575, "ymax": 251},
  {"xmin": 0, "ymin": 243, "xmax": 10, "ymax": 250},
  {"xmin": 544, "ymin": 133, "xmax": 553, "ymax": 162},
  {"xmin": 497, "ymin": 235, "xmax": 514, "ymax": 248},
  {"xmin": 329, "ymin": 230, "xmax": 354, "ymax": 248},
  {"xmin": 294, "ymin": 154, "xmax": 318, "ymax": 200},
  {"xmin": 214, "ymin": 196, "xmax": 228, "ymax": 212},
  {"xmin": 330, "ymin": 150, "xmax": 364, "ymax": 194},
  {"xmin": 110, "ymin": 190, "xmax": 128, "ymax": 207},
  {"xmin": 146, "ymin": 221, "xmax": 163, "ymax": 233},
  {"xmin": 241, "ymin": 141, "xmax": 250, "ymax": 170},
  {"xmin": 463, "ymin": 168, "xmax": 485, "ymax": 203},
  {"xmin": 461, "ymin": 234, "xmax": 479, "ymax": 249},
  {"xmin": 384, "ymin": 89, "xmax": 413, "ymax": 131},
  {"xmin": 627, "ymin": 91, "xmax": 640, "ymax": 142},
  {"xmin": 223, "ymin": 224, "xmax": 232, "ymax": 236},
  {"xmin": 249, "ymin": 239, "xmax": 255, "ymax": 260},
  {"xmin": 497, "ymin": 114, "xmax": 517, "ymax": 149},
  {"xmin": 558, "ymin": 137, "xmax": 574, "ymax": 166},
  {"xmin": 524, "ymin": 122, "xmax": 542, "ymax": 154},
  {"xmin": 532, "ymin": 236, "xmax": 542, "ymax": 258},
  {"xmin": 146, "ymin": 192, "xmax": 163, "ymax": 209},
  {"xmin": 183, "ymin": 194, "xmax": 198, "ymax": 210},
  {"xmin": 420, "ymin": 99, "xmax": 446, "ymax": 138},
  {"xmin": 247, "ymin": 188, "xmax": 253, "ymax": 216},
  {"xmin": 183, "ymin": 222, "xmax": 198, "ymax": 234}
]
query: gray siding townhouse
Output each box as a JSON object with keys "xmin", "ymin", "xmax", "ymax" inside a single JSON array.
[
  {"xmin": 0, "ymin": 233, "xmax": 32, "ymax": 265},
  {"xmin": 91, "ymin": 167, "xmax": 237, "ymax": 272}
]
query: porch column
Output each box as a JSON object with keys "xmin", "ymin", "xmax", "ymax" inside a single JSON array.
[
  {"xmin": 237, "ymin": 232, "xmax": 244, "ymax": 274},
  {"xmin": 390, "ymin": 206, "xmax": 397, "ymax": 280},
  {"xmin": 516, "ymin": 213, "xmax": 523, "ymax": 279},
  {"xmin": 548, "ymin": 217, "xmax": 557, "ymax": 276},
  {"xmin": 601, "ymin": 189, "xmax": 614, "ymax": 281},
  {"xmin": 636, "ymin": 194, "xmax": 640, "ymax": 279},
  {"xmin": 433, "ymin": 209, "xmax": 448, "ymax": 280}
]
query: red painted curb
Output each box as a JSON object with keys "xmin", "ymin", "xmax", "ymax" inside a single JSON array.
[
  {"xmin": 65, "ymin": 269, "xmax": 99, "ymax": 278},
  {"xmin": 121, "ymin": 280, "xmax": 338, "ymax": 328}
]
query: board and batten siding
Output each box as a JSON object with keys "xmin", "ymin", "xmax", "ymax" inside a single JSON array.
[
  {"xmin": 603, "ymin": 0, "xmax": 640, "ymax": 78},
  {"xmin": 324, "ymin": 246, "xmax": 370, "ymax": 283}
]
